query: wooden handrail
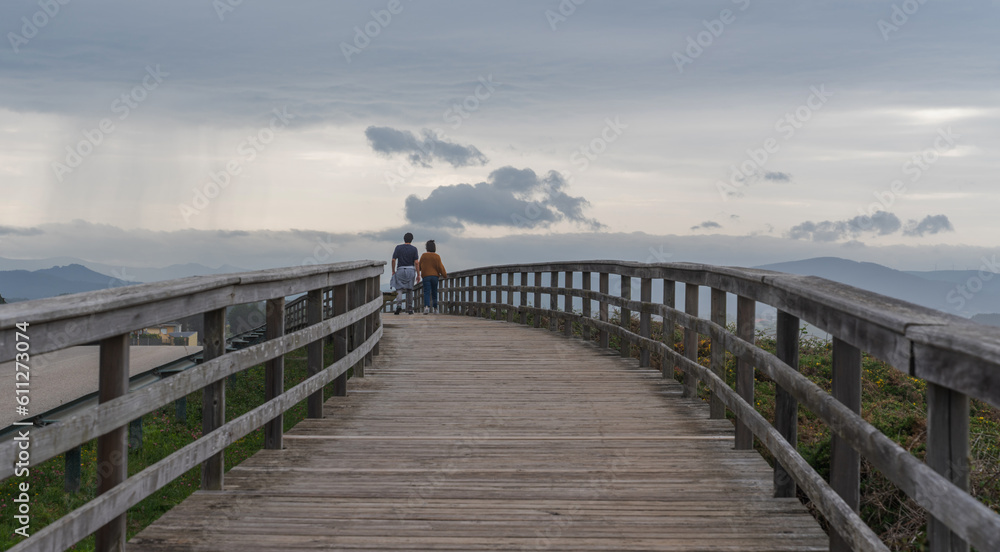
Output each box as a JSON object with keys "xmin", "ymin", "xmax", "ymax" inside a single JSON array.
[
  {"xmin": 0, "ymin": 261, "xmax": 384, "ymax": 551},
  {"xmin": 440, "ymin": 261, "xmax": 1000, "ymax": 552}
]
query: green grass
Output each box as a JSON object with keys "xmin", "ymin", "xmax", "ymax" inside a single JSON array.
[{"xmin": 0, "ymin": 341, "xmax": 348, "ymax": 550}]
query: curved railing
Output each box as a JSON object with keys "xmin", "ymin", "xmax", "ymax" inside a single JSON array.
[
  {"xmin": 0, "ymin": 261, "xmax": 384, "ymax": 551},
  {"xmin": 439, "ymin": 260, "xmax": 1000, "ymax": 552}
]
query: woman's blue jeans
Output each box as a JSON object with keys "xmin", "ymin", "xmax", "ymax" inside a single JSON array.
[{"xmin": 422, "ymin": 276, "xmax": 439, "ymax": 309}]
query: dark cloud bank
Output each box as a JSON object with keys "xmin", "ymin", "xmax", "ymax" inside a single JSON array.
[
  {"xmin": 365, "ymin": 126, "xmax": 488, "ymax": 168},
  {"xmin": 404, "ymin": 166, "xmax": 603, "ymax": 231},
  {"xmin": 789, "ymin": 212, "xmax": 953, "ymax": 242}
]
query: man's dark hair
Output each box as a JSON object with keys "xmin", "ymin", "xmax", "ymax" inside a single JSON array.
[
  {"xmin": 426, "ymin": 240, "xmax": 436, "ymax": 253},
  {"xmin": 404, "ymin": 232, "xmax": 413, "ymax": 243}
]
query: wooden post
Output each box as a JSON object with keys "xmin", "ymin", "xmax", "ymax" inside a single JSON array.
[
  {"xmin": 830, "ymin": 337, "xmax": 861, "ymax": 552},
  {"xmin": 549, "ymin": 271, "xmax": 559, "ymax": 331},
  {"xmin": 709, "ymin": 288, "xmax": 727, "ymax": 419},
  {"xmin": 639, "ymin": 277, "xmax": 651, "ymax": 367},
  {"xmin": 473, "ymin": 274, "xmax": 481, "ymax": 318},
  {"xmin": 371, "ymin": 277, "xmax": 381, "ymax": 355},
  {"xmin": 96, "ymin": 333, "xmax": 128, "ymax": 552},
  {"xmin": 735, "ymin": 296, "xmax": 755, "ymax": 448},
  {"xmin": 506, "ymin": 273, "xmax": 515, "ymax": 323},
  {"xmin": 662, "ymin": 279, "xmax": 676, "ymax": 378},
  {"xmin": 581, "ymin": 272, "xmax": 592, "ymax": 341},
  {"xmin": 64, "ymin": 446, "xmax": 81, "ymax": 494},
  {"xmin": 533, "ymin": 272, "xmax": 543, "ymax": 328},
  {"xmin": 682, "ymin": 283, "xmax": 698, "ymax": 398},
  {"xmin": 353, "ymin": 280, "xmax": 367, "ymax": 377},
  {"xmin": 265, "ymin": 297, "xmax": 285, "ymax": 450},
  {"xmin": 307, "ymin": 288, "xmax": 324, "ymax": 418},
  {"xmin": 927, "ymin": 383, "xmax": 970, "ymax": 552},
  {"xmin": 599, "ymin": 273, "xmax": 609, "ymax": 348},
  {"xmin": 365, "ymin": 277, "xmax": 375, "ymax": 365},
  {"xmin": 564, "ymin": 271, "xmax": 574, "ymax": 337},
  {"xmin": 774, "ymin": 310, "xmax": 800, "ymax": 497},
  {"xmin": 620, "ymin": 275, "xmax": 632, "ymax": 358},
  {"xmin": 520, "ymin": 271, "xmax": 529, "ymax": 324},
  {"xmin": 201, "ymin": 308, "xmax": 225, "ymax": 490},
  {"xmin": 333, "ymin": 284, "xmax": 348, "ymax": 397}
]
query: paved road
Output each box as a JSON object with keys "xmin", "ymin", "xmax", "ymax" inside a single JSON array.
[{"xmin": 0, "ymin": 345, "xmax": 202, "ymax": 428}]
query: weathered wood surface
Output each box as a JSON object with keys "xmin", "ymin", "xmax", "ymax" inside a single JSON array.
[{"xmin": 129, "ymin": 316, "xmax": 827, "ymax": 551}]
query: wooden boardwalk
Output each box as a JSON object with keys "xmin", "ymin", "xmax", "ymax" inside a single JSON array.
[{"xmin": 129, "ymin": 315, "xmax": 827, "ymax": 551}]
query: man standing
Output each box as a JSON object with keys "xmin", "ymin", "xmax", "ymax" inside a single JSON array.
[{"xmin": 391, "ymin": 232, "xmax": 419, "ymax": 314}]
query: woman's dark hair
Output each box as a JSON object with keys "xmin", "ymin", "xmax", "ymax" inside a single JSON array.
[{"xmin": 425, "ymin": 240, "xmax": 436, "ymax": 253}]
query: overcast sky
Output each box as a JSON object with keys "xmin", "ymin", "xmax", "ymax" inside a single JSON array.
[{"xmin": 1, "ymin": 0, "xmax": 997, "ymax": 273}]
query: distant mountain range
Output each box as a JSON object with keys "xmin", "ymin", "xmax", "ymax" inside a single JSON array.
[
  {"xmin": 755, "ymin": 257, "xmax": 1000, "ymax": 318},
  {"xmin": 0, "ymin": 258, "xmax": 248, "ymax": 302}
]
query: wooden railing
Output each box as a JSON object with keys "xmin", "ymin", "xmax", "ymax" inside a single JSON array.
[
  {"xmin": 440, "ymin": 261, "xmax": 1000, "ymax": 552},
  {"xmin": 0, "ymin": 261, "xmax": 384, "ymax": 551}
]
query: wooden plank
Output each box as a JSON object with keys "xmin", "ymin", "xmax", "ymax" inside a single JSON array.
[
  {"xmin": 201, "ymin": 308, "xmax": 226, "ymax": 490},
  {"xmin": 682, "ymin": 283, "xmax": 698, "ymax": 398},
  {"xmin": 735, "ymin": 296, "xmax": 755, "ymax": 449},
  {"xmin": 709, "ymin": 288, "xmax": 726, "ymax": 419},
  {"xmin": 96, "ymin": 333, "xmax": 128, "ymax": 552},
  {"xmin": 129, "ymin": 317, "xmax": 827, "ymax": 552},
  {"xmin": 831, "ymin": 337, "xmax": 861, "ymax": 552},
  {"xmin": 773, "ymin": 310, "xmax": 799, "ymax": 498}
]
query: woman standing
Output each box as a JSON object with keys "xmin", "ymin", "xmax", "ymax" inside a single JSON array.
[{"xmin": 417, "ymin": 240, "xmax": 447, "ymax": 314}]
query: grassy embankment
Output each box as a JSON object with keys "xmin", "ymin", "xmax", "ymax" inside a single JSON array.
[{"xmin": 0, "ymin": 341, "xmax": 346, "ymax": 551}]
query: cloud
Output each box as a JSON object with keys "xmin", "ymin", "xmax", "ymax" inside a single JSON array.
[
  {"xmin": 904, "ymin": 214, "xmax": 954, "ymax": 236},
  {"xmin": 762, "ymin": 171, "xmax": 792, "ymax": 182},
  {"xmin": 788, "ymin": 211, "xmax": 902, "ymax": 242},
  {"xmin": 0, "ymin": 226, "xmax": 43, "ymax": 237},
  {"xmin": 365, "ymin": 126, "xmax": 488, "ymax": 168},
  {"xmin": 691, "ymin": 221, "xmax": 722, "ymax": 231},
  {"xmin": 404, "ymin": 166, "xmax": 603, "ymax": 230}
]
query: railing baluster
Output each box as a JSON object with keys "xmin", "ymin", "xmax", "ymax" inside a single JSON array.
[
  {"xmin": 549, "ymin": 271, "xmax": 559, "ymax": 331},
  {"xmin": 520, "ymin": 271, "xmax": 529, "ymax": 324},
  {"xmin": 774, "ymin": 310, "xmax": 800, "ymax": 497},
  {"xmin": 927, "ymin": 383, "xmax": 970, "ymax": 552},
  {"xmin": 333, "ymin": 283, "xmax": 348, "ymax": 396},
  {"xmin": 830, "ymin": 337, "xmax": 861, "ymax": 552},
  {"xmin": 64, "ymin": 446, "xmax": 81, "ymax": 494},
  {"xmin": 620, "ymin": 275, "xmax": 632, "ymax": 358},
  {"xmin": 581, "ymin": 272, "xmax": 592, "ymax": 341},
  {"xmin": 662, "ymin": 279, "xmax": 676, "ymax": 379},
  {"xmin": 640, "ymin": 277, "xmax": 651, "ymax": 367},
  {"xmin": 307, "ymin": 288, "xmax": 324, "ymax": 418},
  {"xmin": 735, "ymin": 296, "xmax": 755, "ymax": 448},
  {"xmin": 564, "ymin": 271, "xmax": 574, "ymax": 337},
  {"xmin": 599, "ymin": 272, "xmax": 609, "ymax": 348},
  {"xmin": 709, "ymin": 288, "xmax": 727, "ymax": 419},
  {"xmin": 534, "ymin": 272, "xmax": 543, "ymax": 328},
  {"xmin": 506, "ymin": 273, "xmax": 515, "ymax": 323},
  {"xmin": 683, "ymin": 283, "xmax": 698, "ymax": 398},
  {"xmin": 201, "ymin": 307, "xmax": 226, "ymax": 490},
  {"xmin": 264, "ymin": 297, "xmax": 285, "ymax": 450},
  {"xmin": 95, "ymin": 333, "xmax": 129, "ymax": 552}
]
